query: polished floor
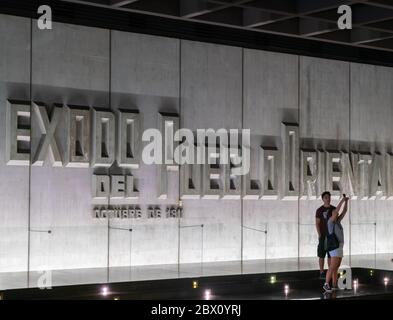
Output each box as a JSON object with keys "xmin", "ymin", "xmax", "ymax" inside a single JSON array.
[
  {"xmin": 2, "ymin": 266, "xmax": 393, "ymax": 300},
  {"xmin": 1, "ymin": 253, "xmax": 393, "ymax": 294}
]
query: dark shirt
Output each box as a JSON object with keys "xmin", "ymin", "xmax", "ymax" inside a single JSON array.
[{"xmin": 315, "ymin": 205, "xmax": 336, "ymax": 237}]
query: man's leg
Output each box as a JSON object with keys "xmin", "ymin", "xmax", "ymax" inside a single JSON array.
[{"xmin": 318, "ymin": 237, "xmax": 326, "ymax": 274}]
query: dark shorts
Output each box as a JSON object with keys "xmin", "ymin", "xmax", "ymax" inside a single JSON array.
[{"xmin": 317, "ymin": 236, "xmax": 331, "ymax": 259}]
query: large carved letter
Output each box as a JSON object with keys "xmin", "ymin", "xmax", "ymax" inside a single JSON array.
[
  {"xmin": 300, "ymin": 149, "xmax": 318, "ymax": 199},
  {"xmin": 157, "ymin": 113, "xmax": 179, "ymax": 199},
  {"xmin": 202, "ymin": 143, "xmax": 223, "ymax": 199},
  {"xmin": 370, "ymin": 152, "xmax": 387, "ymax": 200},
  {"xmin": 243, "ymin": 146, "xmax": 262, "ymax": 200},
  {"xmin": 351, "ymin": 152, "xmax": 372, "ymax": 200},
  {"xmin": 125, "ymin": 175, "xmax": 139, "ymax": 199},
  {"xmin": 223, "ymin": 145, "xmax": 241, "ymax": 200},
  {"xmin": 117, "ymin": 110, "xmax": 140, "ymax": 168},
  {"xmin": 386, "ymin": 153, "xmax": 393, "ymax": 200},
  {"xmin": 261, "ymin": 146, "xmax": 280, "ymax": 200},
  {"xmin": 326, "ymin": 151, "xmax": 342, "ymax": 198},
  {"xmin": 6, "ymin": 100, "xmax": 30, "ymax": 166},
  {"xmin": 281, "ymin": 123, "xmax": 299, "ymax": 200},
  {"xmin": 92, "ymin": 109, "xmax": 115, "ymax": 167},
  {"xmin": 32, "ymin": 102, "xmax": 62, "ymax": 167},
  {"xmin": 66, "ymin": 106, "xmax": 90, "ymax": 168},
  {"xmin": 180, "ymin": 164, "xmax": 202, "ymax": 199},
  {"xmin": 92, "ymin": 175, "xmax": 110, "ymax": 199},
  {"xmin": 340, "ymin": 152, "xmax": 358, "ymax": 199}
]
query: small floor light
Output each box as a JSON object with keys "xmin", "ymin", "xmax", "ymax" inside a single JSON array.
[
  {"xmin": 384, "ymin": 277, "xmax": 389, "ymax": 286},
  {"xmin": 353, "ymin": 279, "xmax": 358, "ymax": 289},
  {"xmin": 270, "ymin": 275, "xmax": 276, "ymax": 284},
  {"xmin": 204, "ymin": 289, "xmax": 211, "ymax": 300},
  {"xmin": 284, "ymin": 284, "xmax": 289, "ymax": 296},
  {"xmin": 101, "ymin": 286, "xmax": 109, "ymax": 296},
  {"xmin": 192, "ymin": 281, "xmax": 198, "ymax": 289}
]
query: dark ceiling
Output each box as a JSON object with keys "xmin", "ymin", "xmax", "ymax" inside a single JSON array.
[
  {"xmin": 2, "ymin": 0, "xmax": 393, "ymax": 66},
  {"xmin": 60, "ymin": 0, "xmax": 393, "ymax": 52}
]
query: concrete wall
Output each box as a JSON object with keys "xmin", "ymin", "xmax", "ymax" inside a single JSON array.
[
  {"xmin": 0, "ymin": 15, "xmax": 30, "ymax": 273},
  {"xmin": 299, "ymin": 57, "xmax": 350, "ymax": 257},
  {"xmin": 350, "ymin": 63, "xmax": 393, "ymax": 255},
  {"xmin": 110, "ymin": 31, "xmax": 180, "ymax": 267},
  {"xmin": 29, "ymin": 21, "xmax": 110, "ymax": 272},
  {"xmin": 1, "ymin": 13, "xmax": 393, "ymax": 272},
  {"xmin": 243, "ymin": 49, "xmax": 298, "ymax": 260},
  {"xmin": 181, "ymin": 41, "xmax": 242, "ymax": 263}
]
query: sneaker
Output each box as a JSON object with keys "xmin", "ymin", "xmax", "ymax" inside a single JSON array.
[{"xmin": 323, "ymin": 283, "xmax": 332, "ymax": 293}]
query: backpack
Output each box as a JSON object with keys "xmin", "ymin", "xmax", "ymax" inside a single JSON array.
[{"xmin": 326, "ymin": 223, "xmax": 340, "ymax": 251}]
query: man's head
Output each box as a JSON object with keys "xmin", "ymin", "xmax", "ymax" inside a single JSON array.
[{"xmin": 321, "ymin": 191, "xmax": 331, "ymax": 206}]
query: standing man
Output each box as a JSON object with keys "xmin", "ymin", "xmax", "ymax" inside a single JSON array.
[{"xmin": 316, "ymin": 191, "xmax": 336, "ymax": 279}]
